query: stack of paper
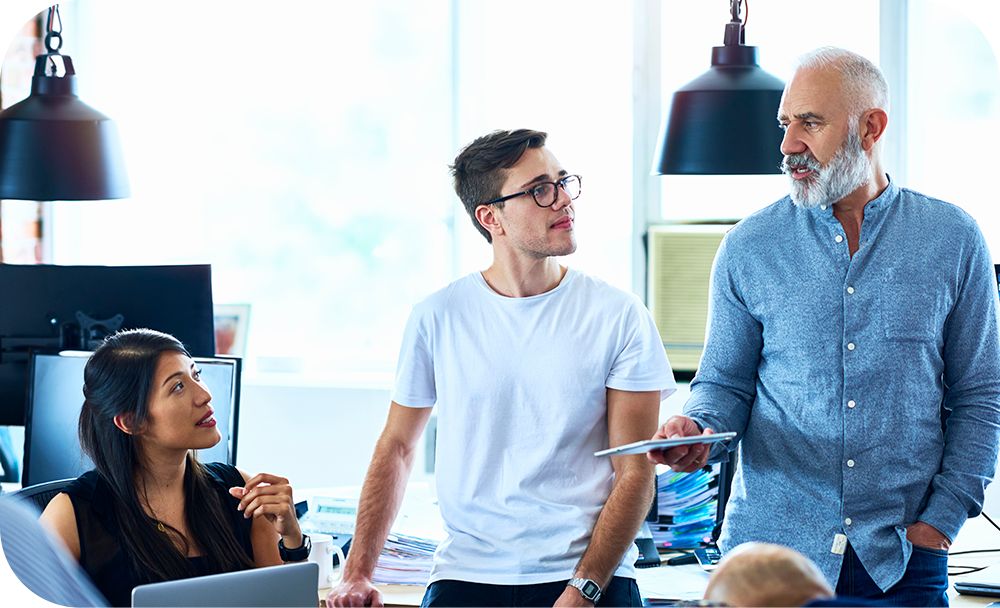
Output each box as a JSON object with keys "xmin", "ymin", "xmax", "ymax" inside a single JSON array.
[
  {"xmin": 372, "ymin": 532, "xmax": 439, "ymax": 585},
  {"xmin": 650, "ymin": 464, "xmax": 720, "ymax": 549},
  {"xmin": 371, "ymin": 485, "xmax": 445, "ymax": 586}
]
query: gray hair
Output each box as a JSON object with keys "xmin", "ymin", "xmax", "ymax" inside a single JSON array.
[{"xmin": 796, "ymin": 47, "xmax": 890, "ymax": 115}]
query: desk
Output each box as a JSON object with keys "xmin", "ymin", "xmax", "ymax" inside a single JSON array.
[
  {"xmin": 947, "ymin": 514, "xmax": 1000, "ymax": 607},
  {"xmin": 315, "ymin": 512, "xmax": 1000, "ymax": 607}
]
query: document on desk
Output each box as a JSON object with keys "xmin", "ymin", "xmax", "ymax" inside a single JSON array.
[{"xmin": 635, "ymin": 564, "xmax": 710, "ymax": 601}]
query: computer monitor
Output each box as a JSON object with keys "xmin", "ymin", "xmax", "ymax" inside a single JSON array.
[
  {"xmin": 21, "ymin": 351, "xmax": 240, "ymax": 486},
  {"xmin": 0, "ymin": 264, "xmax": 216, "ymax": 427}
]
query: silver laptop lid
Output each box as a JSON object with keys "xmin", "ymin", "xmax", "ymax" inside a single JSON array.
[{"xmin": 131, "ymin": 562, "xmax": 317, "ymax": 607}]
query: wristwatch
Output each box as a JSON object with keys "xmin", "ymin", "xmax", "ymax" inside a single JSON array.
[
  {"xmin": 278, "ymin": 534, "xmax": 311, "ymax": 562},
  {"xmin": 567, "ymin": 577, "xmax": 602, "ymax": 604}
]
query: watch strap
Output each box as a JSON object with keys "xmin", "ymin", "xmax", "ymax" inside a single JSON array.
[{"xmin": 278, "ymin": 534, "xmax": 311, "ymax": 562}]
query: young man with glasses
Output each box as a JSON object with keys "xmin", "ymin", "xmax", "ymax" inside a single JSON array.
[{"xmin": 327, "ymin": 129, "xmax": 674, "ymax": 607}]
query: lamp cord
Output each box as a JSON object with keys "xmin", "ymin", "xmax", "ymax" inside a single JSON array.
[{"xmin": 45, "ymin": 5, "xmax": 62, "ymax": 38}]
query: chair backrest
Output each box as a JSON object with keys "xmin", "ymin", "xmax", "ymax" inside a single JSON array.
[
  {"xmin": 0, "ymin": 496, "xmax": 108, "ymax": 606},
  {"xmin": 13, "ymin": 478, "xmax": 75, "ymax": 513}
]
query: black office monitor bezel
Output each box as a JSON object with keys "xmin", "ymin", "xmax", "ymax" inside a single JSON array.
[
  {"xmin": 0, "ymin": 263, "xmax": 215, "ymax": 427},
  {"xmin": 22, "ymin": 350, "xmax": 241, "ymax": 487}
]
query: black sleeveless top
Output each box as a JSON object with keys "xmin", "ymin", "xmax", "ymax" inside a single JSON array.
[{"xmin": 64, "ymin": 462, "xmax": 255, "ymax": 607}]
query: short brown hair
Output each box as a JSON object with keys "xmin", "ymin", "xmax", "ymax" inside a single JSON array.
[{"xmin": 450, "ymin": 129, "xmax": 547, "ymax": 243}]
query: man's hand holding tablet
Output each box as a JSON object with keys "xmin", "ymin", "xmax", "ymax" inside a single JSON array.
[{"xmin": 647, "ymin": 415, "xmax": 720, "ymax": 472}]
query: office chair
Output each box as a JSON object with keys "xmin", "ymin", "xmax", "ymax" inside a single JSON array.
[
  {"xmin": 12, "ymin": 478, "xmax": 75, "ymax": 512},
  {"xmin": 0, "ymin": 496, "xmax": 108, "ymax": 606}
]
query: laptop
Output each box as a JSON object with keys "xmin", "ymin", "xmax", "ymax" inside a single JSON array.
[
  {"xmin": 131, "ymin": 563, "xmax": 318, "ymax": 607},
  {"xmin": 954, "ymin": 565, "xmax": 1000, "ymax": 597}
]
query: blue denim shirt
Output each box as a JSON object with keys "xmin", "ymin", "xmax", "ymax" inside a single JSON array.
[{"xmin": 684, "ymin": 181, "xmax": 1000, "ymax": 591}]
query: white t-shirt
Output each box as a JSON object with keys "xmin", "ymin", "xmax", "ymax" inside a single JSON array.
[{"xmin": 393, "ymin": 269, "xmax": 675, "ymax": 585}]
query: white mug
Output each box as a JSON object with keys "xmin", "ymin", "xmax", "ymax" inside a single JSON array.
[{"xmin": 307, "ymin": 533, "xmax": 345, "ymax": 589}]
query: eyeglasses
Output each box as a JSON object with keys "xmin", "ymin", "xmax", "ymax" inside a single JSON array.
[{"xmin": 482, "ymin": 174, "xmax": 582, "ymax": 208}]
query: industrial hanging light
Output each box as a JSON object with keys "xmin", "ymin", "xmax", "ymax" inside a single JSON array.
[
  {"xmin": 654, "ymin": 0, "xmax": 784, "ymax": 175},
  {"xmin": 0, "ymin": 4, "xmax": 128, "ymax": 200}
]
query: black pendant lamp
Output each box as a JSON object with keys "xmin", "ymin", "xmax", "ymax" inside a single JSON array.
[
  {"xmin": 654, "ymin": 0, "xmax": 784, "ymax": 175},
  {"xmin": 0, "ymin": 5, "xmax": 128, "ymax": 201}
]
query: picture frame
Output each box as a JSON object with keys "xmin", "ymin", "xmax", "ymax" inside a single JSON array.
[{"xmin": 213, "ymin": 303, "xmax": 250, "ymax": 358}]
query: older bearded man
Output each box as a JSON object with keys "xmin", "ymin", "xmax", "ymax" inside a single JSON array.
[{"xmin": 649, "ymin": 47, "xmax": 1000, "ymax": 606}]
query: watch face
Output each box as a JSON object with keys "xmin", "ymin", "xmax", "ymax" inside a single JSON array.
[{"xmin": 583, "ymin": 581, "xmax": 599, "ymax": 596}]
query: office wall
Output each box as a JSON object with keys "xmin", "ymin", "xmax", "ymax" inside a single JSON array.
[{"xmin": 236, "ymin": 383, "xmax": 432, "ymax": 490}]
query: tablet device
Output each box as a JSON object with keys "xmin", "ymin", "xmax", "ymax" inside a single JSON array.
[
  {"xmin": 954, "ymin": 565, "xmax": 1000, "ymax": 597},
  {"xmin": 594, "ymin": 432, "xmax": 737, "ymax": 457}
]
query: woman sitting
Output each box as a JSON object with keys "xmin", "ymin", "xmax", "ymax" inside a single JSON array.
[{"xmin": 40, "ymin": 328, "xmax": 308, "ymax": 606}]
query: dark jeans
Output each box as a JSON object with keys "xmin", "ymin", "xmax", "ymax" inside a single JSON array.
[
  {"xmin": 835, "ymin": 543, "xmax": 949, "ymax": 606},
  {"xmin": 421, "ymin": 576, "xmax": 642, "ymax": 607}
]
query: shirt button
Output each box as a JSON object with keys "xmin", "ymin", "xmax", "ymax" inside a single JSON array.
[
  {"xmin": 845, "ymin": 518, "xmax": 853, "ymax": 526},
  {"xmin": 847, "ymin": 342, "xmax": 856, "ymax": 351},
  {"xmin": 847, "ymin": 459, "xmax": 855, "ymax": 468},
  {"xmin": 821, "ymin": 205, "xmax": 828, "ymax": 210},
  {"xmin": 835, "ymin": 235, "xmax": 844, "ymax": 243},
  {"xmin": 847, "ymin": 286, "xmax": 855, "ymax": 294},
  {"xmin": 848, "ymin": 400, "xmax": 856, "ymax": 408}
]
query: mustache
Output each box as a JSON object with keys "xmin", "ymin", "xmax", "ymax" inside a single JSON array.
[{"xmin": 779, "ymin": 153, "xmax": 822, "ymax": 175}]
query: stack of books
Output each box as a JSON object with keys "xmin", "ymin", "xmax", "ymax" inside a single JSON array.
[{"xmin": 650, "ymin": 464, "xmax": 720, "ymax": 550}]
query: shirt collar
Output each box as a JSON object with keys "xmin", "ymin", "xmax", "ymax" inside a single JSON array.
[
  {"xmin": 809, "ymin": 174, "xmax": 897, "ymax": 216},
  {"xmin": 862, "ymin": 174, "xmax": 897, "ymax": 213}
]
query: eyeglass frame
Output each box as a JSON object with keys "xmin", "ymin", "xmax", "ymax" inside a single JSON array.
[{"xmin": 479, "ymin": 174, "xmax": 582, "ymax": 208}]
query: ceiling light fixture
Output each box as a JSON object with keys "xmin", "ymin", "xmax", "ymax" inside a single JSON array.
[
  {"xmin": 0, "ymin": 4, "xmax": 129, "ymax": 200},
  {"xmin": 654, "ymin": 0, "xmax": 785, "ymax": 175}
]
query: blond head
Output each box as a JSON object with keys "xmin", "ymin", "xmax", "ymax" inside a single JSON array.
[{"xmin": 704, "ymin": 542, "xmax": 834, "ymax": 607}]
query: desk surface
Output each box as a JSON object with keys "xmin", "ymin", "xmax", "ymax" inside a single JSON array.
[
  {"xmin": 323, "ymin": 513, "xmax": 1000, "ymax": 607},
  {"xmin": 7, "ymin": 480, "xmax": 999, "ymax": 606},
  {"xmin": 946, "ymin": 514, "xmax": 1000, "ymax": 607}
]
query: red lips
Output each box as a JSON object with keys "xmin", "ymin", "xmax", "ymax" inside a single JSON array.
[
  {"xmin": 196, "ymin": 409, "xmax": 216, "ymax": 426},
  {"xmin": 550, "ymin": 216, "xmax": 573, "ymax": 230}
]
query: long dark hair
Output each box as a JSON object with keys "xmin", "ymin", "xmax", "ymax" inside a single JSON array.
[{"xmin": 78, "ymin": 328, "xmax": 254, "ymax": 582}]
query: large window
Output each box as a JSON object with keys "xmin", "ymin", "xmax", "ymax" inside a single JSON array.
[
  {"xmin": 452, "ymin": 2, "xmax": 635, "ymax": 288},
  {"xmin": 12, "ymin": 1, "xmax": 996, "ymax": 385},
  {"xmin": 906, "ymin": 0, "xmax": 1000, "ymax": 255},
  {"xmin": 43, "ymin": 2, "xmax": 636, "ymax": 384},
  {"xmin": 51, "ymin": 2, "xmax": 455, "ymax": 382}
]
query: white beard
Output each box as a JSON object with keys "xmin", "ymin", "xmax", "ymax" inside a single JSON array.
[{"xmin": 784, "ymin": 129, "xmax": 871, "ymax": 209}]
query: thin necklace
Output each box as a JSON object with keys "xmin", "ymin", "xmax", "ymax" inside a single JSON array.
[{"xmin": 144, "ymin": 498, "xmax": 169, "ymax": 534}]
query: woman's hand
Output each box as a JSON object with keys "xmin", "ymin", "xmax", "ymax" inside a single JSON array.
[{"xmin": 230, "ymin": 472, "xmax": 303, "ymax": 548}]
